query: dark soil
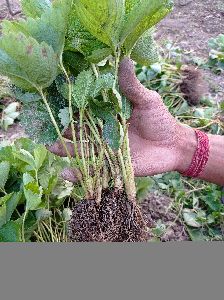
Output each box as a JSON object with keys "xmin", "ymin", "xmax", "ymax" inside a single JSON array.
[
  {"xmin": 69, "ymin": 189, "xmax": 148, "ymax": 242},
  {"xmin": 180, "ymin": 66, "xmax": 209, "ymax": 106},
  {"xmin": 141, "ymin": 193, "xmax": 189, "ymax": 242}
]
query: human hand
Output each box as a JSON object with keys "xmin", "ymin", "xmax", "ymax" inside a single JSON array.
[
  {"xmin": 118, "ymin": 57, "xmax": 196, "ymax": 176},
  {"xmin": 48, "ymin": 57, "xmax": 196, "ymax": 181}
]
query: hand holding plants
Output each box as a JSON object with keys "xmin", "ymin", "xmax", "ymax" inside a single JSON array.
[
  {"xmin": 50, "ymin": 57, "xmax": 192, "ymax": 180},
  {"xmin": 119, "ymin": 57, "xmax": 184, "ymax": 177}
]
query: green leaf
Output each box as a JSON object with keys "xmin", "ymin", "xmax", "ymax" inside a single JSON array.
[
  {"xmin": 21, "ymin": 0, "xmax": 51, "ymax": 18},
  {"xmin": 186, "ymin": 227, "xmax": 207, "ymax": 242},
  {"xmin": 131, "ymin": 29, "xmax": 159, "ymax": 65},
  {"xmin": 66, "ymin": 15, "xmax": 111, "ymax": 63},
  {"xmin": 92, "ymin": 73, "xmax": 115, "ymax": 98},
  {"xmin": 87, "ymin": 47, "xmax": 112, "ymax": 63},
  {"xmin": 103, "ymin": 116, "xmax": 121, "ymax": 150},
  {"xmin": 0, "ymin": 33, "xmax": 58, "ymax": 90},
  {"xmin": 63, "ymin": 51, "xmax": 90, "ymax": 73},
  {"xmin": 121, "ymin": 0, "xmax": 173, "ymax": 52},
  {"xmin": 136, "ymin": 177, "xmax": 154, "ymax": 201},
  {"xmin": 58, "ymin": 108, "xmax": 70, "ymax": 128},
  {"xmin": 13, "ymin": 149, "xmax": 36, "ymax": 169},
  {"xmin": 72, "ymin": 69, "xmax": 95, "ymax": 108},
  {"xmin": 15, "ymin": 211, "xmax": 37, "ymax": 242},
  {"xmin": 0, "ymin": 221, "xmax": 22, "ymax": 242},
  {"xmin": 5, "ymin": 192, "xmax": 22, "ymax": 222},
  {"xmin": 20, "ymin": 103, "xmax": 57, "ymax": 145},
  {"xmin": 11, "ymin": 86, "xmax": 42, "ymax": 103},
  {"xmin": 0, "ymin": 192, "xmax": 22, "ymax": 225},
  {"xmin": 20, "ymin": 86, "xmax": 66, "ymax": 145},
  {"xmin": 0, "ymin": 146, "xmax": 14, "ymax": 164},
  {"xmin": 55, "ymin": 75, "xmax": 70, "ymax": 100},
  {"xmin": 202, "ymin": 193, "xmax": 222, "ymax": 212},
  {"xmin": 23, "ymin": 173, "xmax": 35, "ymax": 185},
  {"xmin": 89, "ymin": 99, "xmax": 114, "ymax": 120},
  {"xmin": 125, "ymin": 0, "xmax": 141, "ymax": 13},
  {"xmin": 0, "ymin": 194, "xmax": 12, "ymax": 206},
  {"xmin": 74, "ymin": 0, "xmax": 125, "ymax": 47},
  {"xmin": 175, "ymin": 100, "xmax": 190, "ymax": 116},
  {"xmin": 63, "ymin": 208, "xmax": 72, "ymax": 222},
  {"xmin": 35, "ymin": 209, "xmax": 52, "ymax": 221},
  {"xmin": 0, "ymin": 204, "xmax": 7, "ymax": 228},
  {"xmin": 23, "ymin": 173, "xmax": 43, "ymax": 211},
  {"xmin": 3, "ymin": 0, "xmax": 72, "ymax": 55},
  {"xmin": 34, "ymin": 145, "xmax": 48, "ymax": 170},
  {"xmin": 13, "ymin": 138, "xmax": 36, "ymax": 154},
  {"xmin": 52, "ymin": 179, "xmax": 73, "ymax": 200},
  {"xmin": 183, "ymin": 209, "xmax": 201, "ymax": 228},
  {"xmin": 0, "ymin": 161, "xmax": 10, "ymax": 189},
  {"xmin": 122, "ymin": 96, "xmax": 132, "ymax": 120}
]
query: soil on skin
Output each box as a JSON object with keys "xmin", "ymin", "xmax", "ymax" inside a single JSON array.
[
  {"xmin": 140, "ymin": 193, "xmax": 189, "ymax": 241},
  {"xmin": 69, "ymin": 189, "xmax": 148, "ymax": 242},
  {"xmin": 157, "ymin": 0, "xmax": 224, "ymax": 103}
]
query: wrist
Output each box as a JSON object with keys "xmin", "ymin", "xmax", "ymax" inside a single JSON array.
[{"xmin": 175, "ymin": 125, "xmax": 198, "ymax": 174}]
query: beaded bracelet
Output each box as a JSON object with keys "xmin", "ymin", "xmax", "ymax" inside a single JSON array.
[{"xmin": 182, "ymin": 130, "xmax": 210, "ymax": 178}]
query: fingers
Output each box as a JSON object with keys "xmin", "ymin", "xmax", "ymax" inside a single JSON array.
[
  {"xmin": 60, "ymin": 167, "xmax": 82, "ymax": 183},
  {"xmin": 118, "ymin": 57, "xmax": 164, "ymax": 109},
  {"xmin": 47, "ymin": 141, "xmax": 75, "ymax": 157},
  {"xmin": 63, "ymin": 127, "xmax": 73, "ymax": 140}
]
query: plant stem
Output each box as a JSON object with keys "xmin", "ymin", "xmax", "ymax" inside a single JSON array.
[
  {"xmin": 47, "ymin": 195, "xmax": 54, "ymax": 242},
  {"xmin": 79, "ymin": 109, "xmax": 93, "ymax": 198},
  {"xmin": 114, "ymin": 49, "xmax": 137, "ymax": 200},
  {"xmin": 113, "ymin": 49, "xmax": 122, "ymax": 109},
  {"xmin": 123, "ymin": 123, "xmax": 136, "ymax": 201},
  {"xmin": 59, "ymin": 58, "xmax": 80, "ymax": 162},
  {"xmin": 59, "ymin": 59, "xmax": 88, "ymax": 194},
  {"xmin": 85, "ymin": 112, "xmax": 116, "ymax": 178},
  {"xmin": 91, "ymin": 63, "xmax": 108, "ymax": 102},
  {"xmin": 38, "ymin": 89, "xmax": 72, "ymax": 159},
  {"xmin": 79, "ymin": 109, "xmax": 88, "ymax": 178},
  {"xmin": 22, "ymin": 210, "xmax": 28, "ymax": 242}
]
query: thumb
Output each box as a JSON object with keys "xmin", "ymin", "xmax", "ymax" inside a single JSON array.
[{"xmin": 118, "ymin": 57, "xmax": 163, "ymax": 109}]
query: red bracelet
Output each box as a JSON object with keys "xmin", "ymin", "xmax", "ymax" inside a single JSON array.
[{"xmin": 182, "ymin": 130, "xmax": 210, "ymax": 178}]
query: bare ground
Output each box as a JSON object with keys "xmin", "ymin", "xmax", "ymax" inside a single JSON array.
[
  {"xmin": 157, "ymin": 0, "xmax": 224, "ymax": 102},
  {"xmin": 141, "ymin": 193, "xmax": 189, "ymax": 241},
  {"xmin": 0, "ymin": 0, "xmax": 21, "ymax": 21}
]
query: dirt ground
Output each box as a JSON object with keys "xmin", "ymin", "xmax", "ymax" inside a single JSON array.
[
  {"xmin": 141, "ymin": 193, "xmax": 189, "ymax": 241},
  {"xmin": 157, "ymin": 0, "xmax": 224, "ymax": 102},
  {"xmin": 0, "ymin": 0, "xmax": 20, "ymax": 21},
  {"xmin": 158, "ymin": 0, "xmax": 224, "ymax": 58}
]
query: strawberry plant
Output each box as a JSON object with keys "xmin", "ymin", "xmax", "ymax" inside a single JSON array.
[
  {"xmin": 0, "ymin": 0, "xmax": 173, "ymax": 242},
  {"xmin": 0, "ymin": 138, "xmax": 73, "ymax": 242},
  {"xmin": 208, "ymin": 34, "xmax": 224, "ymax": 74}
]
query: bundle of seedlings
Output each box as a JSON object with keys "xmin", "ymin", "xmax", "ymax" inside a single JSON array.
[{"xmin": 0, "ymin": 0, "xmax": 173, "ymax": 242}]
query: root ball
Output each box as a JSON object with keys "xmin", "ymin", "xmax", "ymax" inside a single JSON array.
[
  {"xmin": 68, "ymin": 189, "xmax": 148, "ymax": 242},
  {"xmin": 180, "ymin": 66, "xmax": 208, "ymax": 106}
]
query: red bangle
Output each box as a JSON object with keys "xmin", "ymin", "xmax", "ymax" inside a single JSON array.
[{"xmin": 182, "ymin": 130, "xmax": 210, "ymax": 178}]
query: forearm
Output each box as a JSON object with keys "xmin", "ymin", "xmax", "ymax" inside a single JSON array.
[{"xmin": 177, "ymin": 126, "xmax": 224, "ymax": 185}]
